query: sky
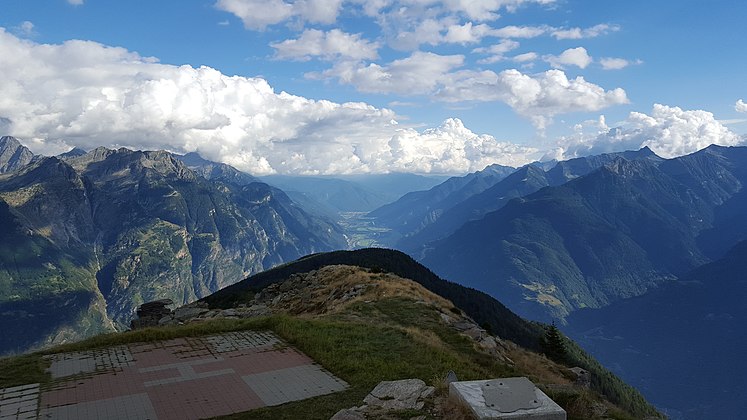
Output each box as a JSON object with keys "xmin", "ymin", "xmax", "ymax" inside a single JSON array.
[{"xmin": 0, "ymin": 0, "xmax": 745, "ymax": 175}]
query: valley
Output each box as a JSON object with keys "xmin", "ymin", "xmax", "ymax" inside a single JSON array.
[{"xmin": 336, "ymin": 212, "xmax": 394, "ymax": 249}]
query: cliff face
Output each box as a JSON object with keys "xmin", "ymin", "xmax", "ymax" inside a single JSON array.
[{"xmin": 0, "ymin": 142, "xmax": 346, "ymax": 355}]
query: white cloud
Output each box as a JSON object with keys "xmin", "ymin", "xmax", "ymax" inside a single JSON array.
[
  {"xmin": 0, "ymin": 28, "xmax": 540, "ymax": 174},
  {"xmin": 312, "ymin": 51, "xmax": 465, "ymax": 95},
  {"xmin": 271, "ymin": 29, "xmax": 379, "ymax": 61},
  {"xmin": 438, "ymin": 69, "xmax": 628, "ymax": 130},
  {"xmin": 600, "ymin": 57, "xmax": 642, "ymax": 70},
  {"xmin": 551, "ymin": 23, "xmax": 619, "ymax": 40},
  {"xmin": 544, "ymin": 47, "xmax": 592, "ymax": 69},
  {"xmin": 551, "ymin": 104, "xmax": 742, "ymax": 159},
  {"xmin": 473, "ymin": 39, "xmax": 520, "ymax": 63},
  {"xmin": 384, "ymin": 118, "xmax": 539, "ymax": 172},
  {"xmin": 736, "ymin": 99, "xmax": 747, "ymax": 113},
  {"xmin": 491, "ymin": 25, "xmax": 548, "ymax": 38},
  {"xmin": 441, "ymin": 0, "xmax": 557, "ymax": 22},
  {"xmin": 443, "ymin": 22, "xmax": 497, "ymax": 44},
  {"xmin": 19, "ymin": 21, "xmax": 34, "ymax": 36},
  {"xmin": 317, "ymin": 50, "xmax": 627, "ymax": 130},
  {"xmin": 67, "ymin": 0, "xmax": 84, "ymax": 5},
  {"xmin": 512, "ymin": 52, "xmax": 537, "ymax": 62},
  {"xmin": 387, "ymin": 18, "xmax": 447, "ymax": 51},
  {"xmin": 215, "ymin": 0, "xmax": 342, "ymax": 30}
]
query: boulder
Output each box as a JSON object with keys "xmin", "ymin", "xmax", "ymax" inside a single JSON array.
[{"xmin": 363, "ymin": 379, "xmax": 435, "ymax": 410}]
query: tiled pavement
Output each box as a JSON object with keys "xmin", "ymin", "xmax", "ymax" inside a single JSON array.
[{"xmin": 0, "ymin": 331, "xmax": 348, "ymax": 420}]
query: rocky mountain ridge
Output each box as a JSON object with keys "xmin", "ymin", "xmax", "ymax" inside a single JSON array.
[{"xmin": 0, "ymin": 136, "xmax": 346, "ymax": 355}]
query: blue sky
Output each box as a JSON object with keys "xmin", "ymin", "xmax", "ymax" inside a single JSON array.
[{"xmin": 1, "ymin": 0, "xmax": 745, "ymax": 174}]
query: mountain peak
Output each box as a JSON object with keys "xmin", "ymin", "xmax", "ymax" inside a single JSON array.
[
  {"xmin": 176, "ymin": 152, "xmax": 258, "ymax": 185},
  {"xmin": 0, "ymin": 135, "xmax": 35, "ymax": 174},
  {"xmin": 57, "ymin": 147, "xmax": 88, "ymax": 159},
  {"xmin": 600, "ymin": 155, "xmax": 660, "ymax": 179}
]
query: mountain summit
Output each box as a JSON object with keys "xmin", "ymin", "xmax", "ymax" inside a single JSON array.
[{"xmin": 0, "ymin": 136, "xmax": 35, "ymax": 173}]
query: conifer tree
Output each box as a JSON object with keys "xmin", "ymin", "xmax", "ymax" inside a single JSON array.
[{"xmin": 542, "ymin": 322, "xmax": 568, "ymax": 364}]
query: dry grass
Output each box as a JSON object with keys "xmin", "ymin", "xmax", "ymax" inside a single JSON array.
[
  {"xmin": 403, "ymin": 326, "xmax": 449, "ymax": 352},
  {"xmin": 275, "ymin": 265, "xmax": 460, "ymax": 318},
  {"xmin": 508, "ymin": 345, "xmax": 574, "ymax": 385}
]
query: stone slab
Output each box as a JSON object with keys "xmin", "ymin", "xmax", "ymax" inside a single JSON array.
[
  {"xmin": 26, "ymin": 331, "xmax": 348, "ymax": 419},
  {"xmin": 449, "ymin": 378, "xmax": 566, "ymax": 420},
  {"xmin": 0, "ymin": 383, "xmax": 39, "ymax": 420},
  {"xmin": 243, "ymin": 364, "xmax": 348, "ymax": 406},
  {"xmin": 39, "ymin": 393, "xmax": 157, "ymax": 420}
]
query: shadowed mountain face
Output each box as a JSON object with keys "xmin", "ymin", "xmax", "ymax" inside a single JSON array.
[
  {"xmin": 0, "ymin": 143, "xmax": 347, "ymax": 355},
  {"xmin": 421, "ymin": 146, "xmax": 747, "ymax": 322},
  {"xmin": 368, "ymin": 163, "xmax": 516, "ymax": 242},
  {"xmin": 565, "ymin": 240, "xmax": 747, "ymax": 420},
  {"xmin": 371, "ymin": 148, "xmax": 660, "ymax": 254}
]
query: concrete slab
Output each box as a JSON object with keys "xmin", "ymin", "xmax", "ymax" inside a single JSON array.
[
  {"xmin": 0, "ymin": 383, "xmax": 39, "ymax": 420},
  {"xmin": 243, "ymin": 364, "xmax": 349, "ymax": 406},
  {"xmin": 39, "ymin": 393, "xmax": 157, "ymax": 420},
  {"xmin": 449, "ymin": 378, "xmax": 566, "ymax": 420},
  {"xmin": 46, "ymin": 346, "xmax": 134, "ymax": 379},
  {"xmin": 31, "ymin": 331, "xmax": 348, "ymax": 419},
  {"xmin": 482, "ymin": 377, "xmax": 542, "ymax": 412}
]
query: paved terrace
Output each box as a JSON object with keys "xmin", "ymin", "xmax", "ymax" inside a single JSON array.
[{"xmin": 0, "ymin": 331, "xmax": 348, "ymax": 420}]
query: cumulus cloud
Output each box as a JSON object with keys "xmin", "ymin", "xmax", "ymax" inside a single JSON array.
[
  {"xmin": 512, "ymin": 52, "xmax": 538, "ymax": 63},
  {"xmin": 491, "ymin": 25, "xmax": 548, "ymax": 38},
  {"xmin": 317, "ymin": 50, "xmax": 627, "ymax": 130},
  {"xmin": 215, "ymin": 0, "xmax": 342, "ymax": 30},
  {"xmin": 387, "ymin": 18, "xmax": 448, "ymax": 51},
  {"xmin": 550, "ymin": 104, "xmax": 742, "ymax": 160},
  {"xmin": 271, "ymin": 29, "xmax": 379, "ymax": 61},
  {"xmin": 599, "ymin": 57, "xmax": 642, "ymax": 70},
  {"xmin": 473, "ymin": 39, "xmax": 520, "ymax": 63},
  {"xmin": 438, "ymin": 69, "xmax": 628, "ymax": 130},
  {"xmin": 441, "ymin": 0, "xmax": 556, "ymax": 21},
  {"xmin": 0, "ymin": 29, "xmax": 540, "ymax": 174},
  {"xmin": 13, "ymin": 21, "xmax": 36, "ymax": 37},
  {"xmin": 544, "ymin": 47, "xmax": 592, "ymax": 69},
  {"xmin": 443, "ymin": 22, "xmax": 497, "ymax": 44},
  {"xmin": 311, "ymin": 51, "xmax": 465, "ymax": 95},
  {"xmin": 551, "ymin": 23, "xmax": 619, "ymax": 40},
  {"xmin": 736, "ymin": 99, "xmax": 747, "ymax": 113}
]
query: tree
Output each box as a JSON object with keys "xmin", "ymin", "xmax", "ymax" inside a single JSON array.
[{"xmin": 541, "ymin": 322, "xmax": 568, "ymax": 364}]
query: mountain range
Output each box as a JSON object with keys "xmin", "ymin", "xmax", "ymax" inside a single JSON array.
[
  {"xmin": 0, "ymin": 136, "xmax": 346, "ymax": 355},
  {"xmin": 372, "ymin": 149, "xmax": 661, "ymax": 255},
  {"xmin": 418, "ymin": 145, "xmax": 747, "ymax": 323}
]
